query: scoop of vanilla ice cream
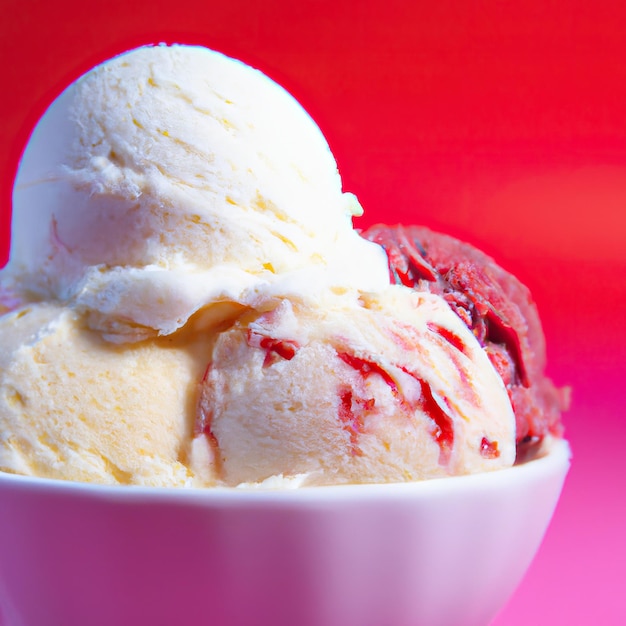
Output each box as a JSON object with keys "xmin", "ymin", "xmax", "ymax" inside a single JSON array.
[
  {"xmin": 0, "ymin": 303, "xmax": 212, "ymax": 486},
  {"xmin": 191, "ymin": 287, "xmax": 516, "ymax": 486},
  {"xmin": 4, "ymin": 44, "xmax": 388, "ymax": 340}
]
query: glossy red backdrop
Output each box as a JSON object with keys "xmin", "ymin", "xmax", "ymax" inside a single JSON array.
[{"xmin": 1, "ymin": 1, "xmax": 625, "ymax": 623}]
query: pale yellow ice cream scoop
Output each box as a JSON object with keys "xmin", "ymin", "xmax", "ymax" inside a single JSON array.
[
  {"xmin": 0, "ymin": 303, "xmax": 211, "ymax": 486},
  {"xmin": 3, "ymin": 44, "xmax": 388, "ymax": 341}
]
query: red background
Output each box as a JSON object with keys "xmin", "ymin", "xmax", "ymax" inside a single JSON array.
[{"xmin": 1, "ymin": 1, "xmax": 625, "ymax": 622}]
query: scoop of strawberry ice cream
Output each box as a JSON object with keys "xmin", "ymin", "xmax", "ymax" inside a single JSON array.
[
  {"xmin": 190, "ymin": 287, "xmax": 516, "ymax": 486},
  {"xmin": 362, "ymin": 224, "xmax": 569, "ymax": 461}
]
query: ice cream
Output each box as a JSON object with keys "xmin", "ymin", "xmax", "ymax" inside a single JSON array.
[
  {"xmin": 193, "ymin": 287, "xmax": 515, "ymax": 486},
  {"xmin": 3, "ymin": 44, "xmax": 388, "ymax": 341},
  {"xmin": 363, "ymin": 225, "xmax": 569, "ymax": 461},
  {"xmin": 0, "ymin": 43, "xmax": 555, "ymax": 488},
  {"xmin": 0, "ymin": 302, "xmax": 210, "ymax": 486}
]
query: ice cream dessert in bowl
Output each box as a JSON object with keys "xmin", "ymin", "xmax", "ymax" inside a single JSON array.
[{"xmin": 0, "ymin": 45, "xmax": 570, "ymax": 626}]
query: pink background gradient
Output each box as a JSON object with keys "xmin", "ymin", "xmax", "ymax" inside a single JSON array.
[{"xmin": 1, "ymin": 1, "xmax": 625, "ymax": 623}]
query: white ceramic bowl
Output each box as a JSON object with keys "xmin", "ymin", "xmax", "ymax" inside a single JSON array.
[{"xmin": 0, "ymin": 439, "xmax": 570, "ymax": 626}]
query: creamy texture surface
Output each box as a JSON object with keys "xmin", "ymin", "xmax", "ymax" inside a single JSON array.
[{"xmin": 4, "ymin": 45, "xmax": 388, "ymax": 340}]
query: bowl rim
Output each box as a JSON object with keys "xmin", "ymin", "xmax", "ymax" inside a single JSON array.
[{"xmin": 0, "ymin": 438, "xmax": 571, "ymax": 504}]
